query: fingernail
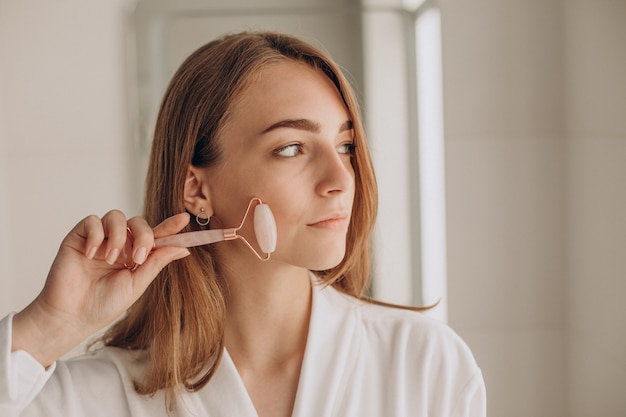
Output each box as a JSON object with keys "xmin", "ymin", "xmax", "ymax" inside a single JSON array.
[
  {"xmin": 134, "ymin": 247, "xmax": 148, "ymax": 265},
  {"xmin": 86, "ymin": 247, "xmax": 98, "ymax": 260},
  {"xmin": 106, "ymin": 248, "xmax": 120, "ymax": 265}
]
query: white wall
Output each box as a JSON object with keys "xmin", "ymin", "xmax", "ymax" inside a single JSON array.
[
  {"xmin": 564, "ymin": 1, "xmax": 626, "ymax": 416},
  {"xmin": 362, "ymin": 9, "xmax": 415, "ymax": 308}
]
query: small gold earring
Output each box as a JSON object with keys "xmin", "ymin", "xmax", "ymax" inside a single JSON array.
[{"xmin": 196, "ymin": 207, "xmax": 210, "ymax": 226}]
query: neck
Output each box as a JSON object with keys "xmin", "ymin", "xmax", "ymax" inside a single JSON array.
[{"xmin": 221, "ymin": 260, "xmax": 313, "ymax": 368}]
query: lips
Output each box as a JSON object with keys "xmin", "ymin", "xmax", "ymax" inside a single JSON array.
[{"xmin": 307, "ymin": 211, "xmax": 351, "ymax": 229}]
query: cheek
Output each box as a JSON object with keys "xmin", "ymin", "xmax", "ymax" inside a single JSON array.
[
  {"xmin": 232, "ymin": 180, "xmax": 306, "ymax": 249},
  {"xmin": 252, "ymin": 173, "xmax": 305, "ymax": 212},
  {"xmin": 210, "ymin": 165, "xmax": 267, "ymax": 210},
  {"xmin": 258, "ymin": 191, "xmax": 306, "ymax": 239},
  {"xmin": 265, "ymin": 195, "xmax": 306, "ymax": 232}
]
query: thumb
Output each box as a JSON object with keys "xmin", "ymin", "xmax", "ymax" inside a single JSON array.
[{"xmin": 130, "ymin": 246, "xmax": 190, "ymax": 292}]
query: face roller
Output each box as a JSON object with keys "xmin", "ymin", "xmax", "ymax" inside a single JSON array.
[
  {"xmin": 155, "ymin": 197, "xmax": 277, "ymax": 260},
  {"xmin": 122, "ymin": 198, "xmax": 276, "ymax": 270}
]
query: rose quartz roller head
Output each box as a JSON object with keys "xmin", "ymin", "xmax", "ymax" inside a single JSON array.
[
  {"xmin": 252, "ymin": 203, "xmax": 277, "ymax": 254},
  {"xmin": 153, "ymin": 197, "xmax": 276, "ymax": 260}
]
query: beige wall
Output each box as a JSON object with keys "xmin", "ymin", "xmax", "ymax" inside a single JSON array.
[
  {"xmin": 441, "ymin": 0, "xmax": 626, "ymax": 416},
  {"xmin": 441, "ymin": 0, "xmax": 567, "ymax": 415},
  {"xmin": 0, "ymin": 0, "xmax": 136, "ymax": 313},
  {"xmin": 0, "ymin": 70, "xmax": 10, "ymax": 313},
  {"xmin": 564, "ymin": 1, "xmax": 626, "ymax": 416}
]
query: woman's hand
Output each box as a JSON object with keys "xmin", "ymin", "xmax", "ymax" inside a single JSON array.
[{"xmin": 11, "ymin": 211, "xmax": 191, "ymax": 367}]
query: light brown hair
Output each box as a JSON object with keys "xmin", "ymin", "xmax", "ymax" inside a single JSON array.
[{"xmin": 102, "ymin": 31, "xmax": 378, "ymax": 408}]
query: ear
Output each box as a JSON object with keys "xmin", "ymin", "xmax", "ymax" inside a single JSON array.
[{"xmin": 183, "ymin": 165, "xmax": 214, "ymax": 217}]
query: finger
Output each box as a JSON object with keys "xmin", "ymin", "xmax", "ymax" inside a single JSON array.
[
  {"xmin": 126, "ymin": 216, "xmax": 154, "ymax": 265},
  {"xmin": 79, "ymin": 215, "xmax": 105, "ymax": 260},
  {"xmin": 130, "ymin": 246, "xmax": 190, "ymax": 292},
  {"xmin": 101, "ymin": 210, "xmax": 128, "ymax": 265},
  {"xmin": 153, "ymin": 213, "xmax": 191, "ymax": 239}
]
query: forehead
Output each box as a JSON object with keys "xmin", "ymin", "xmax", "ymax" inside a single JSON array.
[{"xmin": 228, "ymin": 60, "xmax": 349, "ymax": 125}]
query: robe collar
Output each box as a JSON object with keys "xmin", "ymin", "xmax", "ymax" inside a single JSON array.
[{"xmin": 187, "ymin": 273, "xmax": 361, "ymax": 417}]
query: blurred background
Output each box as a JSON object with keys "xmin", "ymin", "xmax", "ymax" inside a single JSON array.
[{"xmin": 1, "ymin": 0, "xmax": 625, "ymax": 416}]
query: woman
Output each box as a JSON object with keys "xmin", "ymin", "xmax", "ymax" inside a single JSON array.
[{"xmin": 1, "ymin": 31, "xmax": 485, "ymax": 417}]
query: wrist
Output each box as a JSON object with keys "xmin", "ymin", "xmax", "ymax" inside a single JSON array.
[{"xmin": 11, "ymin": 302, "xmax": 85, "ymax": 368}]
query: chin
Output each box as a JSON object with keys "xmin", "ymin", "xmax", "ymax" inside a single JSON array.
[
  {"xmin": 304, "ymin": 248, "xmax": 347, "ymax": 271},
  {"xmin": 274, "ymin": 239, "xmax": 347, "ymax": 271}
]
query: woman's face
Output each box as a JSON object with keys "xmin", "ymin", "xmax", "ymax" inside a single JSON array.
[{"xmin": 199, "ymin": 60, "xmax": 355, "ymax": 271}]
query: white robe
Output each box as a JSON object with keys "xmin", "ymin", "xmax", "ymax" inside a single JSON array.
[{"xmin": 0, "ymin": 279, "xmax": 486, "ymax": 417}]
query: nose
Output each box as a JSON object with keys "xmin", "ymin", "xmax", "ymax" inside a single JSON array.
[{"xmin": 314, "ymin": 146, "xmax": 355, "ymax": 196}]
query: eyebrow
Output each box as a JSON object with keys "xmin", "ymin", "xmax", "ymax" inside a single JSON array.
[{"xmin": 261, "ymin": 119, "xmax": 353, "ymax": 134}]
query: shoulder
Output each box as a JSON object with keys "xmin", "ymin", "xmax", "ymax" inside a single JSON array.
[
  {"xmin": 320, "ymin": 283, "xmax": 479, "ymax": 371},
  {"xmin": 63, "ymin": 344, "xmax": 147, "ymax": 384},
  {"xmin": 315, "ymin": 285, "xmax": 486, "ymax": 415}
]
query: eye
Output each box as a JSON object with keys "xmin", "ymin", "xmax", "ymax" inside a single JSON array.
[
  {"xmin": 274, "ymin": 143, "xmax": 303, "ymax": 158},
  {"xmin": 337, "ymin": 142, "xmax": 356, "ymax": 155}
]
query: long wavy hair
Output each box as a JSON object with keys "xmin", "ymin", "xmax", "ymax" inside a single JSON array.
[{"xmin": 102, "ymin": 31, "xmax": 378, "ymax": 408}]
